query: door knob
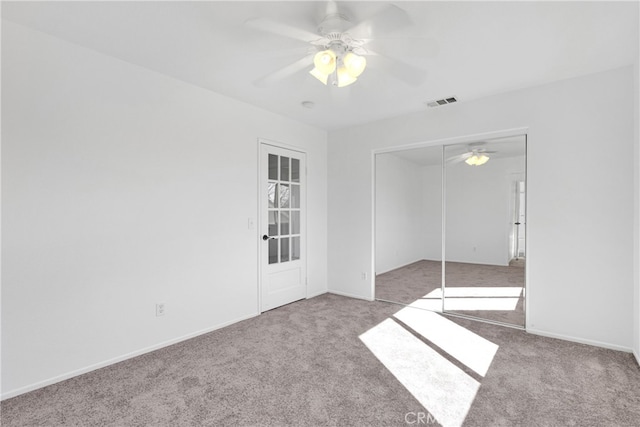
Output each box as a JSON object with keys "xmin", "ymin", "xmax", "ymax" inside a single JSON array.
[{"xmin": 262, "ymin": 235, "xmax": 274, "ymax": 241}]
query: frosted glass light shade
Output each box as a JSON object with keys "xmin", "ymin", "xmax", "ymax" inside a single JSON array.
[
  {"xmin": 337, "ymin": 66, "xmax": 357, "ymax": 87},
  {"xmin": 465, "ymin": 154, "xmax": 490, "ymax": 166},
  {"xmin": 313, "ymin": 50, "xmax": 337, "ymax": 75},
  {"xmin": 343, "ymin": 52, "xmax": 367, "ymax": 77},
  {"xmin": 309, "ymin": 67, "xmax": 329, "ymax": 85}
]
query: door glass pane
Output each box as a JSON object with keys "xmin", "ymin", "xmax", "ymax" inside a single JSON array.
[
  {"xmin": 264, "ymin": 150, "xmax": 303, "ymax": 269},
  {"xmin": 268, "ymin": 238, "xmax": 278, "ymax": 264},
  {"xmin": 281, "ymin": 237, "xmax": 290, "ymax": 262},
  {"xmin": 291, "ymin": 185, "xmax": 300, "ymax": 209},
  {"xmin": 269, "ymin": 154, "xmax": 278, "ymax": 181},
  {"xmin": 268, "ymin": 183, "xmax": 278, "ymax": 208},
  {"xmin": 291, "ymin": 211, "xmax": 300, "ymax": 235},
  {"xmin": 268, "ymin": 211, "xmax": 279, "ymax": 236},
  {"xmin": 280, "ymin": 211, "xmax": 290, "ymax": 236},
  {"xmin": 291, "ymin": 158, "xmax": 300, "ymax": 183},
  {"xmin": 292, "ymin": 236, "xmax": 300, "ymax": 260},
  {"xmin": 280, "ymin": 156, "xmax": 290, "ymax": 182},
  {"xmin": 280, "ymin": 184, "xmax": 290, "ymax": 208}
]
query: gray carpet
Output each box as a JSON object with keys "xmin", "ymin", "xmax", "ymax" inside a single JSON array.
[
  {"xmin": 2, "ymin": 294, "xmax": 639, "ymax": 426},
  {"xmin": 375, "ymin": 260, "xmax": 443, "ymax": 306},
  {"xmin": 376, "ymin": 260, "xmax": 525, "ymax": 327}
]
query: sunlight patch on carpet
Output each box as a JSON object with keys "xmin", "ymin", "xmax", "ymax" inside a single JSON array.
[
  {"xmin": 425, "ymin": 287, "xmax": 523, "ymax": 298},
  {"xmin": 420, "ymin": 287, "xmax": 522, "ymax": 311},
  {"xmin": 394, "ymin": 307, "xmax": 498, "ymax": 377},
  {"xmin": 443, "ymin": 297, "xmax": 519, "ymax": 311},
  {"xmin": 360, "ymin": 319, "xmax": 480, "ymax": 427},
  {"xmin": 407, "ymin": 298, "xmax": 443, "ymax": 312}
]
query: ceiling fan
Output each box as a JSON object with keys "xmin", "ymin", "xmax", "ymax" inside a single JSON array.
[
  {"xmin": 244, "ymin": 1, "xmax": 437, "ymax": 88},
  {"xmin": 448, "ymin": 145, "xmax": 497, "ymax": 166}
]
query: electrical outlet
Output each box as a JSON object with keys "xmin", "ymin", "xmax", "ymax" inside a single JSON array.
[
  {"xmin": 156, "ymin": 303, "xmax": 165, "ymax": 317},
  {"xmin": 361, "ymin": 272, "xmax": 367, "ymax": 280}
]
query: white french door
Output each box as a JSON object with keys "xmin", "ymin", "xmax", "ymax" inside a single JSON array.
[{"xmin": 260, "ymin": 143, "xmax": 306, "ymax": 312}]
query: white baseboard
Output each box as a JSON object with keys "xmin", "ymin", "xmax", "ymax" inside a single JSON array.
[
  {"xmin": 376, "ymin": 258, "xmax": 430, "ymax": 276},
  {"xmin": 634, "ymin": 349, "xmax": 640, "ymax": 367},
  {"xmin": 1, "ymin": 312, "xmax": 259, "ymax": 401},
  {"xmin": 328, "ymin": 289, "xmax": 374, "ymax": 302},
  {"xmin": 527, "ymin": 327, "xmax": 633, "ymax": 353}
]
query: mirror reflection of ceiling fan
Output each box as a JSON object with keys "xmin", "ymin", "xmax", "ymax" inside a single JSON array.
[
  {"xmin": 448, "ymin": 145, "xmax": 497, "ymax": 166},
  {"xmin": 245, "ymin": 1, "xmax": 438, "ymax": 88}
]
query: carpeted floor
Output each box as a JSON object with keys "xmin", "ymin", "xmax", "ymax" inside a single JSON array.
[
  {"xmin": 375, "ymin": 260, "xmax": 443, "ymax": 306},
  {"xmin": 2, "ymin": 294, "xmax": 639, "ymax": 426},
  {"xmin": 375, "ymin": 260, "xmax": 525, "ymax": 327}
]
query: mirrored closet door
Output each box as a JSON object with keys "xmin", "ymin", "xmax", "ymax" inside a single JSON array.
[
  {"xmin": 443, "ymin": 136, "xmax": 526, "ymax": 327},
  {"xmin": 374, "ymin": 134, "xmax": 526, "ymax": 329},
  {"xmin": 374, "ymin": 145, "xmax": 443, "ymax": 311}
]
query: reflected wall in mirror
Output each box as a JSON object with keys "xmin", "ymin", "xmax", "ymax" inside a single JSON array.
[
  {"xmin": 443, "ymin": 135, "xmax": 526, "ymax": 327},
  {"xmin": 374, "ymin": 146, "xmax": 442, "ymax": 311}
]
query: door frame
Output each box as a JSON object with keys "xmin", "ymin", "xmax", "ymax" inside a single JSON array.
[{"xmin": 257, "ymin": 138, "xmax": 308, "ymax": 314}]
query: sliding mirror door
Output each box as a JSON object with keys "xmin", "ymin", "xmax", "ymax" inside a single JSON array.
[
  {"xmin": 375, "ymin": 146, "xmax": 443, "ymax": 311},
  {"xmin": 443, "ymin": 136, "xmax": 526, "ymax": 327}
]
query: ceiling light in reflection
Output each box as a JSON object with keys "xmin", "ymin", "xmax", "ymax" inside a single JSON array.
[{"xmin": 465, "ymin": 153, "xmax": 489, "ymax": 166}]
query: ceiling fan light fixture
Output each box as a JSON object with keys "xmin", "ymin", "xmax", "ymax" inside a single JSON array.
[
  {"xmin": 343, "ymin": 52, "xmax": 366, "ymax": 77},
  {"xmin": 465, "ymin": 154, "xmax": 490, "ymax": 166},
  {"xmin": 309, "ymin": 67, "xmax": 329, "ymax": 85},
  {"xmin": 313, "ymin": 50, "xmax": 337, "ymax": 75},
  {"xmin": 336, "ymin": 66, "xmax": 357, "ymax": 87}
]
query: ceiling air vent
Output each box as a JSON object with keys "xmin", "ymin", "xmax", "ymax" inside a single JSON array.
[{"xmin": 426, "ymin": 96, "xmax": 458, "ymax": 108}]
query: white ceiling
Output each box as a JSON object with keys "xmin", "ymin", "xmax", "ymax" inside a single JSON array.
[{"xmin": 3, "ymin": 1, "xmax": 638, "ymax": 131}]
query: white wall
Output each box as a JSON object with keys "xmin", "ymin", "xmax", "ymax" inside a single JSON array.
[
  {"xmin": 375, "ymin": 154, "xmax": 426, "ymax": 274},
  {"xmin": 421, "ymin": 164, "xmax": 442, "ymax": 261},
  {"xmin": 445, "ymin": 156, "xmax": 525, "ymax": 266},
  {"xmin": 328, "ymin": 66, "xmax": 635, "ymax": 351},
  {"xmin": 375, "ymin": 154, "xmax": 443, "ymax": 275},
  {"xmin": 376, "ymin": 152, "xmax": 523, "ymax": 269},
  {"xmin": 1, "ymin": 22, "xmax": 327, "ymax": 398}
]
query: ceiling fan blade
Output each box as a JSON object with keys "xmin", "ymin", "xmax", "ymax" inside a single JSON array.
[
  {"xmin": 364, "ymin": 37, "xmax": 439, "ymax": 59},
  {"xmin": 446, "ymin": 154, "xmax": 469, "ymax": 164},
  {"xmin": 347, "ymin": 4, "xmax": 412, "ymax": 39},
  {"xmin": 365, "ymin": 52, "xmax": 427, "ymax": 86},
  {"xmin": 248, "ymin": 46, "xmax": 316, "ymax": 61},
  {"xmin": 448, "ymin": 152, "xmax": 477, "ymax": 163},
  {"xmin": 245, "ymin": 17, "xmax": 319, "ymax": 43},
  {"xmin": 253, "ymin": 54, "xmax": 314, "ymax": 88}
]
